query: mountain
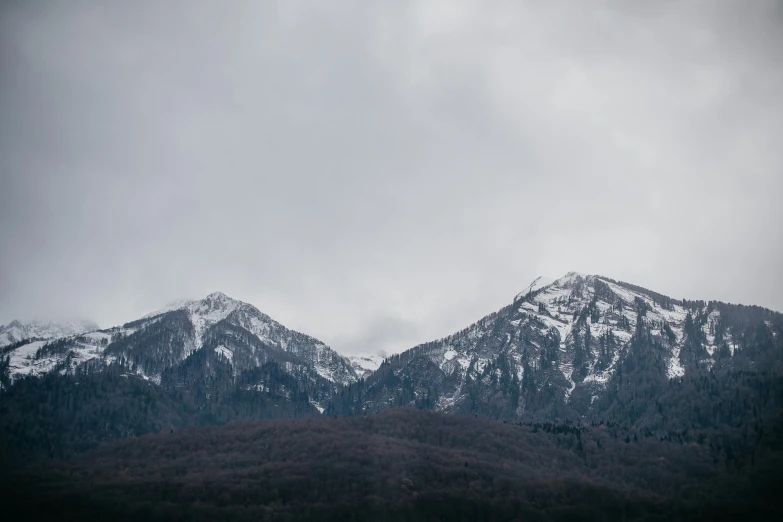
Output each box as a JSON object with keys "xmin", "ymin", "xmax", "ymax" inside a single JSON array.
[
  {"xmin": 3, "ymin": 292, "xmax": 356, "ymax": 388},
  {"xmin": 330, "ymin": 272, "xmax": 783, "ymax": 430},
  {"xmin": 0, "ymin": 292, "xmax": 359, "ymax": 463},
  {"xmin": 0, "ymin": 319, "xmax": 99, "ymax": 348},
  {"xmin": 2, "ymin": 274, "xmax": 782, "ymax": 467}
]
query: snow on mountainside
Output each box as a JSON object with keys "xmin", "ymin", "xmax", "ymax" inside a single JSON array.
[
  {"xmin": 348, "ymin": 272, "xmax": 782, "ymax": 418},
  {"xmin": 513, "ymin": 272, "xmax": 690, "ymax": 386},
  {"xmin": 2, "ymin": 292, "xmax": 357, "ymax": 388},
  {"xmin": 146, "ymin": 291, "xmax": 241, "ymax": 352},
  {"xmin": 0, "ymin": 319, "xmax": 99, "ymax": 348},
  {"xmin": 348, "ymin": 351, "xmax": 388, "ymax": 379},
  {"xmin": 223, "ymin": 300, "xmax": 357, "ymax": 385},
  {"xmin": 5, "ymin": 277, "xmax": 781, "ymax": 421},
  {"xmin": 140, "ymin": 292, "xmax": 355, "ymax": 383}
]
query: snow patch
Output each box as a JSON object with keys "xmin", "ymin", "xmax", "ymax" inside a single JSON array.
[
  {"xmin": 7, "ymin": 341, "xmax": 49, "ymax": 377},
  {"xmin": 214, "ymin": 345, "xmax": 233, "ymax": 362},
  {"xmin": 667, "ymin": 347, "xmax": 685, "ymax": 379}
]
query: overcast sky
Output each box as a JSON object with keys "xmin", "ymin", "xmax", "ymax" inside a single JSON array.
[{"xmin": 1, "ymin": 0, "xmax": 781, "ymax": 355}]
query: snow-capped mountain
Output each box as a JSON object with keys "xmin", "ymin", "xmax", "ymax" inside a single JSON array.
[
  {"xmin": 333, "ymin": 272, "xmax": 783, "ymax": 420},
  {"xmin": 348, "ymin": 351, "xmax": 388, "ymax": 379},
  {"xmin": 0, "ymin": 319, "xmax": 99, "ymax": 348},
  {"xmin": 2, "ymin": 273, "xmax": 781, "ymax": 463},
  {"xmin": 3, "ymin": 276, "xmax": 781, "ymax": 427},
  {"xmin": 2, "ymin": 292, "xmax": 357, "ymax": 390}
]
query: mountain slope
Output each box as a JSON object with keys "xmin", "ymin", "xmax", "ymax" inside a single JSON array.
[
  {"xmin": 0, "ymin": 292, "xmax": 358, "ymax": 440},
  {"xmin": 0, "ymin": 292, "xmax": 363, "ymax": 462}
]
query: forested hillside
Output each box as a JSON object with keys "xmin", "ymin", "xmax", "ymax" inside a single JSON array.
[{"xmin": 3, "ymin": 408, "xmax": 781, "ymax": 521}]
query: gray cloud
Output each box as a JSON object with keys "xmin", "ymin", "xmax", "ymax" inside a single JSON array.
[
  {"xmin": 1, "ymin": 0, "xmax": 781, "ymax": 354},
  {"xmin": 331, "ymin": 312, "xmax": 423, "ymax": 357}
]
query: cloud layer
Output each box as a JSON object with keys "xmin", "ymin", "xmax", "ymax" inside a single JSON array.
[{"xmin": 1, "ymin": 0, "xmax": 781, "ymax": 354}]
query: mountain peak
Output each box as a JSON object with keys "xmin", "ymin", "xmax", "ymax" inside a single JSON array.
[
  {"xmin": 193, "ymin": 292, "xmax": 243, "ymax": 316},
  {"xmin": 515, "ymin": 272, "xmax": 590, "ymax": 302},
  {"xmin": 204, "ymin": 291, "xmax": 231, "ymax": 301},
  {"xmin": 556, "ymin": 271, "xmax": 589, "ymax": 283},
  {"xmin": 143, "ymin": 292, "xmax": 241, "ymax": 320}
]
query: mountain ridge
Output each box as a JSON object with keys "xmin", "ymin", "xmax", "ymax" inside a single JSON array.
[
  {"xmin": 2, "ymin": 291, "xmax": 358, "ymax": 391},
  {"xmin": 1, "ymin": 272, "xmax": 781, "ymax": 465},
  {"xmin": 330, "ymin": 272, "xmax": 782, "ymax": 423}
]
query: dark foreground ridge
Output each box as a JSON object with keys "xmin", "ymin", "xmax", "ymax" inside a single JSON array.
[{"xmin": 3, "ymin": 408, "xmax": 781, "ymax": 521}]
